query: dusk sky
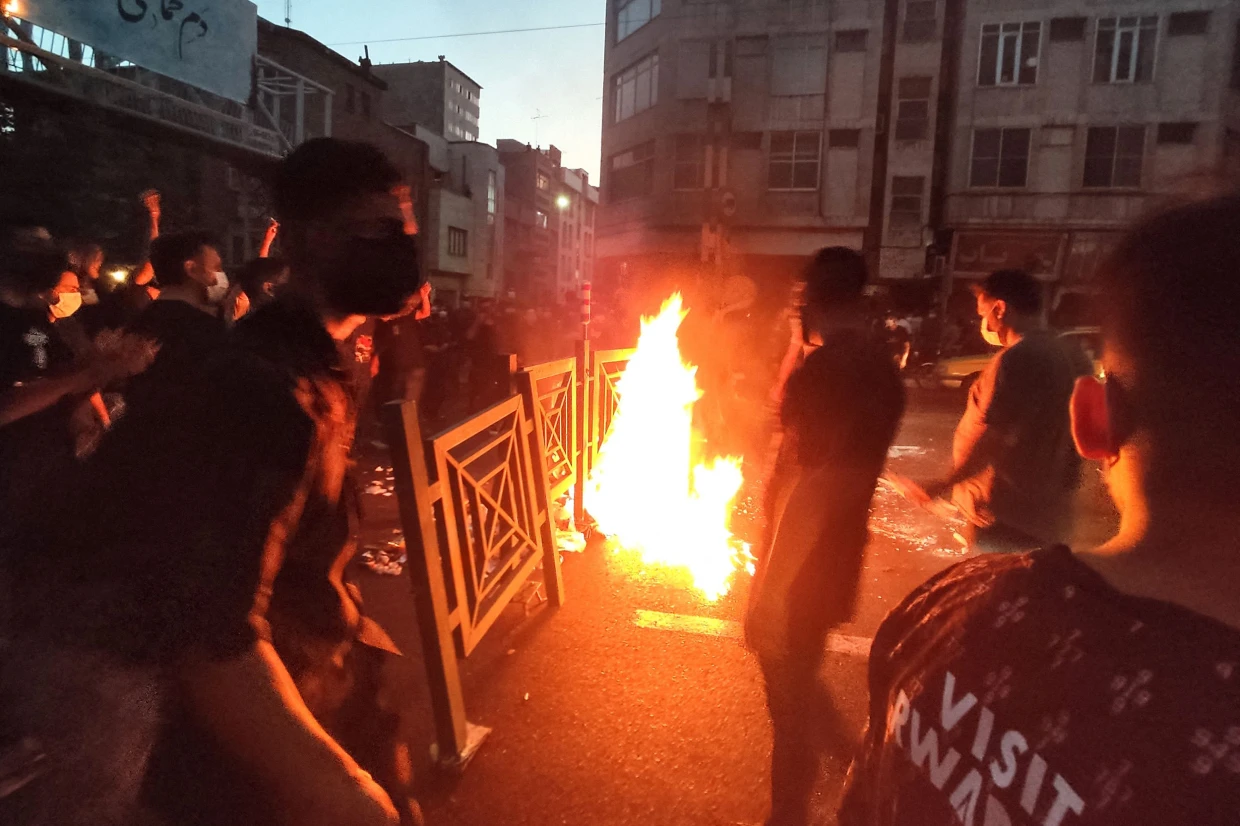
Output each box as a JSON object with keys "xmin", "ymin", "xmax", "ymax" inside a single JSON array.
[{"xmin": 252, "ymin": 0, "xmax": 607, "ymax": 179}]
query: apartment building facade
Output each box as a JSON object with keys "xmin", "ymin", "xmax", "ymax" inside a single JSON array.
[
  {"xmin": 556, "ymin": 167, "xmax": 601, "ymax": 301},
  {"xmin": 598, "ymin": 0, "xmax": 1240, "ymax": 309},
  {"xmin": 374, "ymin": 56, "xmax": 482, "ymax": 141}
]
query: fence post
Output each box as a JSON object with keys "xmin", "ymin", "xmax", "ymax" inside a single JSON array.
[
  {"xmin": 573, "ymin": 338, "xmax": 591, "ymax": 527},
  {"xmin": 574, "ymin": 283, "xmax": 592, "ymax": 527},
  {"xmin": 383, "ymin": 399, "xmax": 488, "ymax": 769},
  {"xmin": 516, "ymin": 370, "xmax": 566, "ymax": 608}
]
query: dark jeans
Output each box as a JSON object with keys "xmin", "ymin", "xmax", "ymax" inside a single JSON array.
[{"xmin": 758, "ymin": 647, "xmax": 854, "ymax": 826}]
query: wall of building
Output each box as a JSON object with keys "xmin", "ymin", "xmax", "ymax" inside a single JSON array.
[
  {"xmin": 374, "ymin": 58, "xmax": 481, "ymax": 141},
  {"xmin": 448, "ymin": 141, "xmax": 505, "ymax": 298}
]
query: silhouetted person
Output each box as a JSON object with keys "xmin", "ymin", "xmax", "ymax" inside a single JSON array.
[
  {"xmin": 841, "ymin": 195, "xmax": 1240, "ymax": 826},
  {"xmin": 746, "ymin": 248, "xmax": 905, "ymax": 826}
]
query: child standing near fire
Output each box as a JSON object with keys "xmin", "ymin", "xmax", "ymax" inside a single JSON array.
[{"xmin": 746, "ymin": 247, "xmax": 905, "ymax": 826}]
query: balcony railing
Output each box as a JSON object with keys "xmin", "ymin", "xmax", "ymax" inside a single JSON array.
[{"xmin": 945, "ymin": 190, "xmax": 1156, "ymax": 227}]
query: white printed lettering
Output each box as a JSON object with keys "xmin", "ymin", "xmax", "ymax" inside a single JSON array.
[
  {"xmin": 972, "ymin": 706, "xmax": 995, "ymax": 761},
  {"xmin": 910, "ymin": 709, "xmax": 962, "ymax": 789},
  {"xmin": 949, "ymin": 768, "xmax": 983, "ymax": 826},
  {"xmin": 988, "ymin": 730, "xmax": 1028, "ymax": 788},
  {"xmin": 942, "ymin": 671, "xmax": 979, "ymax": 732},
  {"xmin": 1021, "ymin": 753, "xmax": 1048, "ymax": 815},
  {"xmin": 1043, "ymin": 774, "xmax": 1086, "ymax": 826},
  {"xmin": 891, "ymin": 690, "xmax": 911, "ymax": 747}
]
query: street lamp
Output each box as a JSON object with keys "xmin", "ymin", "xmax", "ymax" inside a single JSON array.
[{"xmin": 556, "ymin": 194, "xmax": 571, "ymax": 210}]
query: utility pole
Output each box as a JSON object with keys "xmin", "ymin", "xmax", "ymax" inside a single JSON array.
[{"xmin": 284, "ymin": 0, "xmax": 293, "ymax": 27}]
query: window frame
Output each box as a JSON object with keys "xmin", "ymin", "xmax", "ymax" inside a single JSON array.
[
  {"xmin": 609, "ymin": 139, "xmax": 657, "ymax": 203},
  {"xmin": 895, "ymin": 76, "xmax": 933, "ymax": 141},
  {"xmin": 889, "ymin": 176, "xmax": 925, "ymax": 230},
  {"xmin": 447, "ymin": 226, "xmax": 468, "ymax": 257},
  {"xmin": 977, "ymin": 21, "xmax": 1041, "ymax": 87},
  {"xmin": 1083, "ymin": 125, "xmax": 1146, "ymax": 189},
  {"xmin": 834, "ymin": 29, "xmax": 869, "ymax": 53},
  {"xmin": 616, "ymin": 0, "xmax": 662, "ymax": 43},
  {"xmin": 968, "ymin": 127, "xmax": 1032, "ymax": 188},
  {"xmin": 613, "ymin": 51, "xmax": 660, "ymax": 124},
  {"xmin": 767, "ymin": 130, "xmax": 822, "ymax": 192},
  {"xmin": 1093, "ymin": 16, "xmax": 1159, "ymax": 84},
  {"xmin": 673, "ymin": 134, "xmax": 705, "ymax": 191},
  {"xmin": 486, "ymin": 170, "xmax": 497, "ymax": 225},
  {"xmin": 902, "ymin": 0, "xmax": 938, "ymax": 43}
]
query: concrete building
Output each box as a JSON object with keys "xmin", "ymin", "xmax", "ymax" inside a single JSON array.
[
  {"xmin": 597, "ymin": 0, "xmax": 1240, "ymax": 312},
  {"xmin": 556, "ymin": 167, "xmax": 600, "ymax": 300},
  {"xmin": 498, "ymin": 140, "xmax": 563, "ymax": 301},
  {"xmin": 411, "ymin": 127, "xmax": 505, "ymax": 304},
  {"xmin": 374, "ymin": 56, "xmax": 482, "ymax": 141}
]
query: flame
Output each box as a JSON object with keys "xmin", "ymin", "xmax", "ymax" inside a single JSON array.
[{"xmin": 587, "ymin": 294, "xmax": 745, "ymax": 600}]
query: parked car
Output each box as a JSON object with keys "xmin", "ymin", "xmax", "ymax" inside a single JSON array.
[{"xmin": 934, "ymin": 327, "xmax": 1103, "ymax": 393}]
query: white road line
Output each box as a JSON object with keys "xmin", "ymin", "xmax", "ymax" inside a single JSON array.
[{"xmin": 632, "ymin": 609, "xmax": 872, "ymax": 657}]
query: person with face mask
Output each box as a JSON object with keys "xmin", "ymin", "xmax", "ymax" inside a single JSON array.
[
  {"xmin": 0, "ymin": 229, "xmax": 155, "ymax": 539},
  {"xmin": 892, "ymin": 269, "xmax": 1091, "ymax": 553},
  {"xmin": 120, "ymin": 231, "xmax": 228, "ymax": 418},
  {"xmin": 0, "ymin": 141, "xmax": 422, "ymax": 826}
]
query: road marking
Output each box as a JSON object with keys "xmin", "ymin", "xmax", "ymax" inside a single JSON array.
[{"xmin": 632, "ymin": 610, "xmax": 872, "ymax": 657}]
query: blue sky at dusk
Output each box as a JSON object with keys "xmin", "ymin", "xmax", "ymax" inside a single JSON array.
[{"xmin": 252, "ymin": 0, "xmax": 606, "ymax": 179}]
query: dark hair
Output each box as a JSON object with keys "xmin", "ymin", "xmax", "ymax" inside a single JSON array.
[
  {"xmin": 803, "ymin": 247, "xmax": 867, "ymax": 309},
  {"xmin": 1100, "ymin": 195, "xmax": 1240, "ymax": 419},
  {"xmin": 236, "ymin": 256, "xmax": 289, "ymax": 298},
  {"xmin": 149, "ymin": 231, "xmax": 217, "ymax": 287},
  {"xmin": 976, "ymin": 269, "xmax": 1042, "ymax": 315},
  {"xmin": 273, "ymin": 138, "xmax": 402, "ymax": 223},
  {"xmin": 0, "ymin": 225, "xmax": 65, "ymax": 295},
  {"xmin": 66, "ymin": 241, "xmax": 103, "ymax": 276}
]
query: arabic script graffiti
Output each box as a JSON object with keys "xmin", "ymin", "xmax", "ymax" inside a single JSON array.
[{"xmin": 116, "ymin": 0, "xmax": 210, "ymax": 60}]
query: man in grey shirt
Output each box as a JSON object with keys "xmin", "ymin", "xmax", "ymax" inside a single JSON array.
[{"xmin": 896, "ymin": 269, "xmax": 1091, "ymax": 552}]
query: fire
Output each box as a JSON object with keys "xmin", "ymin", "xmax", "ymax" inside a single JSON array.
[{"xmin": 587, "ymin": 294, "xmax": 745, "ymax": 600}]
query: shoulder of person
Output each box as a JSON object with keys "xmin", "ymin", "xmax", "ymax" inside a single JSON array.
[{"xmin": 872, "ymin": 550, "xmax": 1065, "ymax": 658}]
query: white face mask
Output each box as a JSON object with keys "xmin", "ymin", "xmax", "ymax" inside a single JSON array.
[
  {"xmin": 49, "ymin": 291, "xmax": 82, "ymax": 319},
  {"xmin": 205, "ymin": 271, "xmax": 230, "ymax": 305},
  {"xmin": 980, "ymin": 304, "xmax": 1004, "ymax": 347}
]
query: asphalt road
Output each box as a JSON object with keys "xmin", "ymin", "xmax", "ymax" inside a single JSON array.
[{"xmin": 351, "ymin": 389, "xmax": 1118, "ymax": 826}]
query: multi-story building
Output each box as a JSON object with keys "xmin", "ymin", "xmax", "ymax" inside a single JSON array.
[
  {"xmin": 597, "ymin": 0, "xmax": 1240, "ymax": 313},
  {"xmin": 374, "ymin": 56, "xmax": 482, "ymax": 141},
  {"xmin": 555, "ymin": 167, "xmax": 601, "ymax": 301},
  {"xmin": 499, "ymin": 140, "xmax": 563, "ymax": 301},
  {"xmin": 409, "ymin": 126, "xmax": 505, "ymax": 305}
]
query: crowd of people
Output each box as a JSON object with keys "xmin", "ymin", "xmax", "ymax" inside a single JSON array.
[{"xmin": 1, "ymin": 135, "xmax": 1238, "ymax": 826}]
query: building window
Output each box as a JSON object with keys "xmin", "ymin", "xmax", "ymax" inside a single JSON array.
[
  {"xmin": 617, "ymin": 0, "xmax": 661, "ymax": 42},
  {"xmin": 828, "ymin": 129, "xmax": 861, "ymax": 148},
  {"xmin": 978, "ymin": 22, "xmax": 1040, "ymax": 86},
  {"xmin": 834, "ymin": 29, "xmax": 868, "ymax": 53},
  {"xmin": 537, "ymin": 173, "xmax": 550, "ymax": 191},
  {"xmin": 448, "ymin": 227, "xmax": 468, "ymax": 257},
  {"xmin": 1084, "ymin": 126, "xmax": 1145, "ymax": 188},
  {"xmin": 970, "ymin": 128, "xmax": 1031, "ymax": 188},
  {"xmin": 345, "ymin": 84, "xmax": 355, "ymax": 114},
  {"xmin": 536, "ymin": 211, "xmax": 548, "ymax": 229},
  {"xmin": 895, "ymin": 77, "xmax": 932, "ymax": 140},
  {"xmin": 487, "ymin": 170, "xmax": 497, "ymax": 225},
  {"xmin": 1156, "ymin": 122, "xmax": 1197, "ymax": 145},
  {"xmin": 1049, "ymin": 17, "xmax": 1087, "ymax": 42},
  {"xmin": 673, "ymin": 134, "xmax": 705, "ymax": 190},
  {"xmin": 902, "ymin": 1, "xmax": 937, "ymax": 43},
  {"xmin": 609, "ymin": 140, "xmax": 656, "ymax": 202},
  {"xmin": 1094, "ymin": 16, "xmax": 1158, "ymax": 83},
  {"xmin": 890, "ymin": 177, "xmax": 924, "ymax": 229},
  {"xmin": 768, "ymin": 131, "xmax": 821, "ymax": 191},
  {"xmin": 613, "ymin": 52, "xmax": 659, "ymax": 123},
  {"xmin": 1168, "ymin": 11, "xmax": 1210, "ymax": 37}
]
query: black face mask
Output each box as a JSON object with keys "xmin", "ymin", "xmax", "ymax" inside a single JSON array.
[{"xmin": 323, "ymin": 232, "xmax": 422, "ymax": 317}]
